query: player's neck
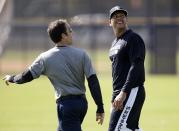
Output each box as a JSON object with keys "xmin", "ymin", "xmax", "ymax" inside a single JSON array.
[
  {"xmin": 56, "ymin": 39, "xmax": 72, "ymax": 47},
  {"xmin": 115, "ymin": 26, "xmax": 128, "ymax": 38},
  {"xmin": 56, "ymin": 42, "xmax": 67, "ymax": 47}
]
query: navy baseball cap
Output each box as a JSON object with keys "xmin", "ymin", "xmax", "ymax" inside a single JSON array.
[{"xmin": 109, "ymin": 6, "xmax": 128, "ymax": 19}]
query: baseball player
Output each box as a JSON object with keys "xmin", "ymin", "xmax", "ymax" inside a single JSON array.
[
  {"xmin": 108, "ymin": 6, "xmax": 146, "ymax": 131},
  {"xmin": 3, "ymin": 19, "xmax": 104, "ymax": 131}
]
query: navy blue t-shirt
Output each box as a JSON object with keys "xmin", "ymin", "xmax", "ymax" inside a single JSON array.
[{"xmin": 109, "ymin": 29, "xmax": 145, "ymax": 101}]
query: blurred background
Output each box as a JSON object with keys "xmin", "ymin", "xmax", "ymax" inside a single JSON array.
[
  {"xmin": 0, "ymin": 0, "xmax": 179, "ymax": 131},
  {"xmin": 0, "ymin": 0, "xmax": 178, "ymax": 75}
]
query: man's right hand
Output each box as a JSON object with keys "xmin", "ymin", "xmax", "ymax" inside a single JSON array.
[
  {"xmin": 112, "ymin": 91, "xmax": 127, "ymax": 110},
  {"xmin": 3, "ymin": 75, "xmax": 13, "ymax": 86}
]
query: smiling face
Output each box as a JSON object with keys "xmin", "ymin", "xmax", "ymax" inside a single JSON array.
[{"xmin": 109, "ymin": 11, "xmax": 128, "ymax": 37}]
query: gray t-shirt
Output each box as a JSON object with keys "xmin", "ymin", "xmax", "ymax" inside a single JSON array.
[{"xmin": 28, "ymin": 46, "xmax": 95, "ymax": 99}]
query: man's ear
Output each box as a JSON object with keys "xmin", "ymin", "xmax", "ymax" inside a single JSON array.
[
  {"xmin": 109, "ymin": 20, "xmax": 112, "ymax": 26},
  {"xmin": 61, "ymin": 33, "xmax": 67, "ymax": 39}
]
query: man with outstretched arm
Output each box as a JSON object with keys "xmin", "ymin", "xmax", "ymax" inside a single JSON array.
[{"xmin": 3, "ymin": 19, "xmax": 104, "ymax": 131}]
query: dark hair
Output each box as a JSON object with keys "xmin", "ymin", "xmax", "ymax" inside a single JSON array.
[{"xmin": 47, "ymin": 19, "xmax": 68, "ymax": 43}]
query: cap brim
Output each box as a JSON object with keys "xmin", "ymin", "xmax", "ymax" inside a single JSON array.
[{"xmin": 110, "ymin": 10, "xmax": 128, "ymax": 19}]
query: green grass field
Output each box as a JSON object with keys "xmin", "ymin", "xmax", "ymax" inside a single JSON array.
[
  {"xmin": 0, "ymin": 74, "xmax": 179, "ymax": 131},
  {"xmin": 0, "ymin": 50, "xmax": 179, "ymax": 131}
]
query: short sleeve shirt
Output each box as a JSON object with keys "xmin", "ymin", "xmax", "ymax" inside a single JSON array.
[{"xmin": 28, "ymin": 46, "xmax": 95, "ymax": 99}]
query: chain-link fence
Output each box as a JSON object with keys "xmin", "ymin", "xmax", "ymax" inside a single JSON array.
[{"xmin": 0, "ymin": 0, "xmax": 178, "ymax": 74}]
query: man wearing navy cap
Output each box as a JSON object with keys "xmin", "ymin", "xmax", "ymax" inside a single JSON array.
[{"xmin": 108, "ymin": 6, "xmax": 146, "ymax": 131}]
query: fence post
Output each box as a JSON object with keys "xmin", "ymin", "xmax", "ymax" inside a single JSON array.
[{"xmin": 147, "ymin": 0, "xmax": 177, "ymax": 74}]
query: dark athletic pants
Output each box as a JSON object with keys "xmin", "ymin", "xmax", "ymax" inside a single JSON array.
[
  {"xmin": 56, "ymin": 95, "xmax": 88, "ymax": 131},
  {"xmin": 108, "ymin": 86, "xmax": 145, "ymax": 131}
]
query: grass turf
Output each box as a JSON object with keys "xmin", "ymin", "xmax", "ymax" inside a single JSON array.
[
  {"xmin": 0, "ymin": 74, "xmax": 179, "ymax": 131},
  {"xmin": 0, "ymin": 49, "xmax": 179, "ymax": 131}
]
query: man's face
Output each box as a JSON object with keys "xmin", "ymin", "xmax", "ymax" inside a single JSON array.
[
  {"xmin": 64, "ymin": 24, "xmax": 73, "ymax": 45},
  {"xmin": 110, "ymin": 11, "xmax": 127, "ymax": 30}
]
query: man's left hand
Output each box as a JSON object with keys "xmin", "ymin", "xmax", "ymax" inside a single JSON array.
[{"xmin": 96, "ymin": 113, "xmax": 105, "ymax": 125}]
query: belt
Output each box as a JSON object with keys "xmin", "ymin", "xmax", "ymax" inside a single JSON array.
[{"xmin": 56, "ymin": 94, "xmax": 86, "ymax": 103}]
